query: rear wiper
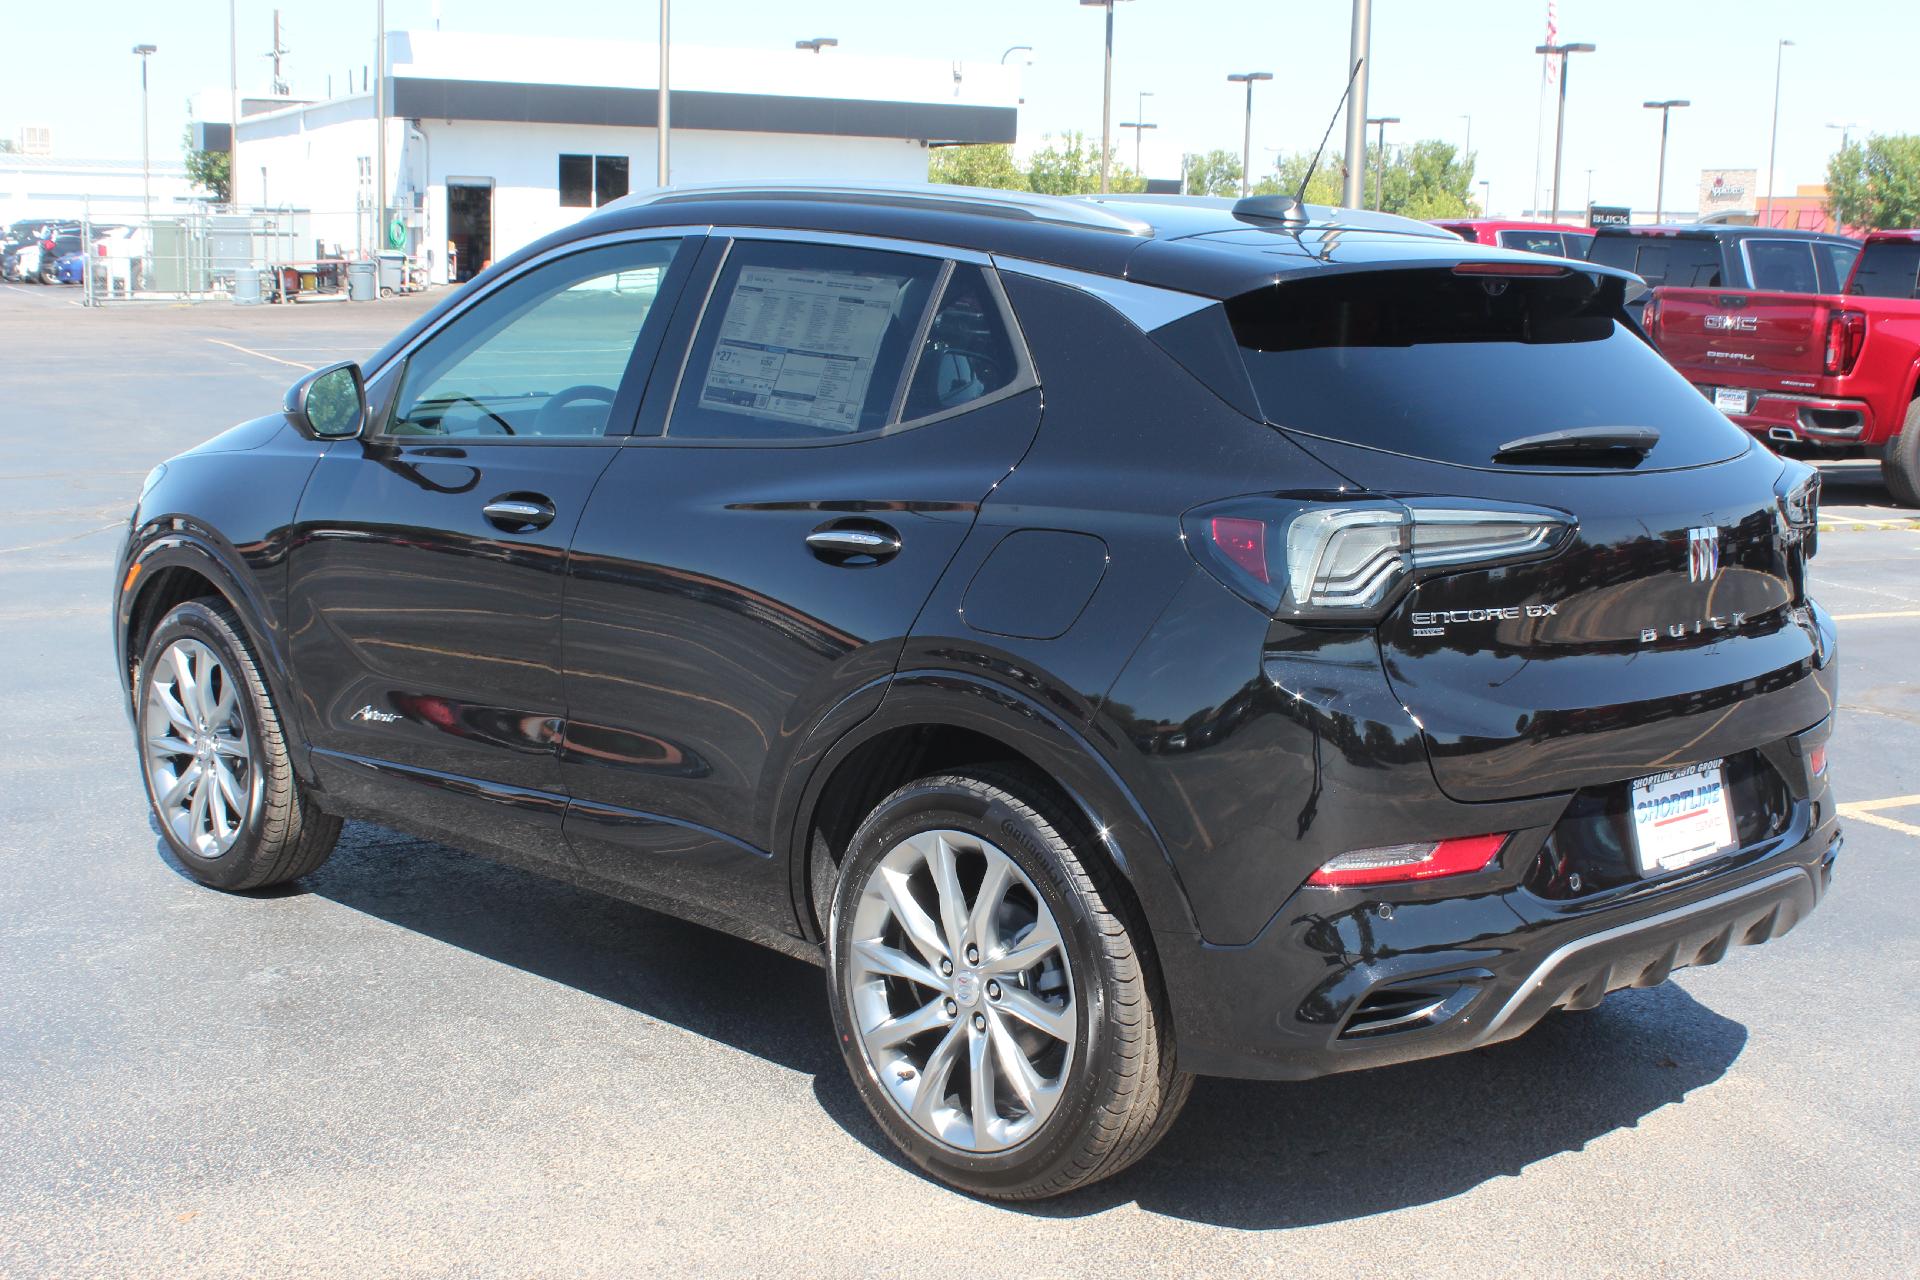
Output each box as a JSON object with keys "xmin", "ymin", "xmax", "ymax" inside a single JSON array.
[{"xmin": 1494, "ymin": 426, "xmax": 1660, "ymax": 462}]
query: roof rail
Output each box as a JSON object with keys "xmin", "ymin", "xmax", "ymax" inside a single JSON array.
[{"xmin": 601, "ymin": 181, "xmax": 1154, "ymax": 236}]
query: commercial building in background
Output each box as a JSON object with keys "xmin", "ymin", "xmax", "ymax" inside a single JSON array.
[
  {"xmin": 235, "ymin": 30, "xmax": 1019, "ymax": 285},
  {"xmin": 1698, "ymin": 168, "xmax": 1759, "ymax": 220},
  {"xmin": 0, "ymin": 154, "xmax": 197, "ymax": 224}
]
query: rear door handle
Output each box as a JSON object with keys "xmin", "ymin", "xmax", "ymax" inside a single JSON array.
[
  {"xmin": 483, "ymin": 496, "xmax": 556, "ymax": 532},
  {"xmin": 805, "ymin": 524, "xmax": 902, "ymax": 563}
]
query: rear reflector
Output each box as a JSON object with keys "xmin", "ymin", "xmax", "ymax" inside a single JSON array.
[
  {"xmin": 1808, "ymin": 743, "xmax": 1828, "ymax": 777},
  {"xmin": 1307, "ymin": 834, "xmax": 1507, "ymax": 887},
  {"xmin": 1208, "ymin": 516, "xmax": 1269, "ymax": 584}
]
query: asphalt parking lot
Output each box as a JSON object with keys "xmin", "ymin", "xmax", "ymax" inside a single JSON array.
[{"xmin": 1, "ymin": 280, "xmax": 1915, "ymax": 1278}]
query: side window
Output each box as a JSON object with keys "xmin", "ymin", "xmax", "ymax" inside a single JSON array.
[
  {"xmin": 1746, "ymin": 240, "xmax": 1820, "ymax": 293},
  {"xmin": 667, "ymin": 241, "xmax": 943, "ymax": 441},
  {"xmin": 386, "ymin": 239, "xmax": 678, "ymax": 440},
  {"xmin": 1815, "ymin": 242, "xmax": 1860, "ymax": 293},
  {"xmin": 1633, "ymin": 245, "xmax": 1670, "ymax": 287},
  {"xmin": 900, "ymin": 264, "xmax": 1022, "ymax": 421}
]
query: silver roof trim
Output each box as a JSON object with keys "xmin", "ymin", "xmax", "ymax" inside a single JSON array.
[
  {"xmin": 992, "ymin": 256, "xmax": 1213, "ymax": 333},
  {"xmin": 603, "ymin": 182, "xmax": 1154, "ymax": 236}
]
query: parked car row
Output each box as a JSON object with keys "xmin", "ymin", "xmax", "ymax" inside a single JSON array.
[
  {"xmin": 1437, "ymin": 218, "xmax": 1917, "ymax": 506},
  {"xmin": 2, "ymin": 219, "xmax": 142, "ymax": 286}
]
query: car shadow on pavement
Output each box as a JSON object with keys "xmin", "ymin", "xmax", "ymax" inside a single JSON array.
[{"xmin": 228, "ymin": 819, "xmax": 1748, "ymax": 1228}]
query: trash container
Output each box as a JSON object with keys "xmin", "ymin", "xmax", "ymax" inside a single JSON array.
[
  {"xmin": 233, "ymin": 266, "xmax": 263, "ymax": 306},
  {"xmin": 376, "ymin": 252, "xmax": 406, "ymax": 295},
  {"xmin": 347, "ymin": 260, "xmax": 377, "ymax": 302}
]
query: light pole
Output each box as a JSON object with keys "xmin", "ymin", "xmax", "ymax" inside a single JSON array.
[
  {"xmin": 227, "ymin": 2, "xmax": 237, "ymax": 206},
  {"xmin": 1000, "ymin": 44, "xmax": 1033, "ymax": 64},
  {"xmin": 1534, "ymin": 40, "xmax": 1596, "ymax": 224},
  {"xmin": 1826, "ymin": 120, "xmax": 1863, "ymax": 151},
  {"xmin": 1643, "ymin": 99, "xmax": 1689, "ymax": 223},
  {"xmin": 375, "ymin": 0, "xmax": 386, "ymax": 251},
  {"xmin": 1479, "ymin": 178, "xmax": 1492, "ymax": 215},
  {"xmin": 795, "ymin": 37, "xmax": 838, "ymax": 53},
  {"xmin": 1119, "ymin": 90, "xmax": 1154, "ymax": 175},
  {"xmin": 658, "ymin": 1, "xmax": 671, "ymax": 186},
  {"xmin": 1764, "ymin": 38, "xmax": 1794, "ymax": 228},
  {"xmin": 1585, "ymin": 168, "xmax": 1596, "ymax": 212},
  {"xmin": 1080, "ymin": 0, "xmax": 1131, "ymax": 194},
  {"xmin": 1228, "ymin": 72, "xmax": 1272, "ymax": 197},
  {"xmin": 1341, "ymin": 0, "xmax": 1372, "ymax": 208},
  {"xmin": 1365, "ymin": 115, "xmax": 1398, "ymax": 210},
  {"xmin": 132, "ymin": 44, "xmax": 156, "ymax": 225},
  {"xmin": 1459, "ymin": 113, "xmax": 1472, "ymax": 163}
]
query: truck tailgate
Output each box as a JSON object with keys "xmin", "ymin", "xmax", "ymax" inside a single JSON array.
[{"xmin": 1650, "ymin": 287, "xmax": 1844, "ymax": 380}]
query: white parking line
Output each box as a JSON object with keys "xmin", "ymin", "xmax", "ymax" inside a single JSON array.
[
  {"xmin": 205, "ymin": 338, "xmax": 315, "ymax": 371},
  {"xmin": 1832, "ymin": 609, "xmax": 1920, "ymax": 621}
]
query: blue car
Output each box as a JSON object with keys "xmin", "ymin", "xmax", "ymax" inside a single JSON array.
[{"xmin": 55, "ymin": 252, "xmax": 87, "ymax": 285}]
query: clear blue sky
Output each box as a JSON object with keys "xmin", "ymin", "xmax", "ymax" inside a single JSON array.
[{"xmin": 5, "ymin": 0, "xmax": 1914, "ymax": 215}]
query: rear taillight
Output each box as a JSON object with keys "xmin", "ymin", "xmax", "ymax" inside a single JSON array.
[
  {"xmin": 1642, "ymin": 294, "xmax": 1663, "ymax": 342},
  {"xmin": 1307, "ymin": 834, "xmax": 1508, "ymax": 887},
  {"xmin": 1807, "ymin": 743, "xmax": 1829, "ymax": 778},
  {"xmin": 1451, "ymin": 261, "xmax": 1571, "ymax": 277},
  {"xmin": 1823, "ymin": 308, "xmax": 1866, "ymax": 375},
  {"xmin": 1775, "ymin": 461, "xmax": 1820, "ymax": 562},
  {"xmin": 1187, "ymin": 497, "xmax": 1574, "ymax": 621}
]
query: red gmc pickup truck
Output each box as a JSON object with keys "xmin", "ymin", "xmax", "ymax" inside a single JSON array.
[{"xmin": 1647, "ymin": 230, "xmax": 1920, "ymax": 504}]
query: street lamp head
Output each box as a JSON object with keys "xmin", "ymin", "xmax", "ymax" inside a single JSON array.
[
  {"xmin": 795, "ymin": 38, "xmax": 838, "ymax": 53},
  {"xmin": 999, "ymin": 44, "xmax": 1034, "ymax": 65},
  {"xmin": 1535, "ymin": 42, "xmax": 1596, "ymax": 54},
  {"xmin": 1227, "ymin": 72, "xmax": 1274, "ymax": 83},
  {"xmin": 1365, "ymin": 116, "xmax": 1400, "ymax": 125},
  {"xmin": 132, "ymin": 43, "xmax": 156, "ymax": 56},
  {"xmin": 1780, "ymin": 38, "xmax": 1796, "ymax": 47},
  {"xmin": 1643, "ymin": 99, "xmax": 1691, "ymax": 110},
  {"xmin": 1119, "ymin": 121, "xmax": 1159, "ymax": 131}
]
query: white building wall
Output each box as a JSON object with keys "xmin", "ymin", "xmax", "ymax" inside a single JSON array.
[{"xmin": 0, "ymin": 157, "xmax": 198, "ymax": 223}]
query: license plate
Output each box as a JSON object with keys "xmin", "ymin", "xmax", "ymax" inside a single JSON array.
[
  {"xmin": 1713, "ymin": 387, "xmax": 1749, "ymax": 415},
  {"xmin": 1630, "ymin": 761, "xmax": 1736, "ymax": 874}
]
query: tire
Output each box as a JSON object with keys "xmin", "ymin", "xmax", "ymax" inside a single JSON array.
[
  {"xmin": 134, "ymin": 598, "xmax": 340, "ymax": 890},
  {"xmin": 1881, "ymin": 399, "xmax": 1920, "ymax": 509},
  {"xmin": 825, "ymin": 767, "xmax": 1191, "ymax": 1199}
]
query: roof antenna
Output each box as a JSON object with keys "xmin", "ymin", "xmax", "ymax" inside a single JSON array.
[{"xmin": 1295, "ymin": 57, "xmax": 1364, "ymax": 211}]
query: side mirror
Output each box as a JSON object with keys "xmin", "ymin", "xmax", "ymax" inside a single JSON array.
[{"xmin": 286, "ymin": 361, "xmax": 367, "ymax": 439}]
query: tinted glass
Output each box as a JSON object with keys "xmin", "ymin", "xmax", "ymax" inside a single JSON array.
[
  {"xmin": 1587, "ymin": 235, "xmax": 1721, "ymax": 287},
  {"xmin": 388, "ymin": 239, "xmax": 678, "ymax": 439},
  {"xmin": 559, "ymin": 154, "xmax": 593, "ymax": 208},
  {"xmin": 1230, "ymin": 268, "xmax": 1749, "ymax": 469},
  {"xmin": 900, "ymin": 264, "xmax": 1021, "ymax": 421},
  {"xmin": 1565, "ymin": 231, "xmax": 1595, "ymax": 259},
  {"xmin": 595, "ymin": 156, "xmax": 630, "ymax": 206},
  {"xmin": 1815, "ymin": 241, "xmax": 1861, "ymax": 293},
  {"xmin": 1745, "ymin": 240, "xmax": 1819, "ymax": 293},
  {"xmin": 667, "ymin": 241, "xmax": 941, "ymax": 441},
  {"xmin": 1849, "ymin": 240, "xmax": 1920, "ymax": 299},
  {"xmin": 1497, "ymin": 230, "xmax": 1566, "ymax": 256}
]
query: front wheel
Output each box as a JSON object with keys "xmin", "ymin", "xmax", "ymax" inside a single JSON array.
[
  {"xmin": 826, "ymin": 769, "xmax": 1190, "ymax": 1199},
  {"xmin": 135, "ymin": 599, "xmax": 340, "ymax": 890}
]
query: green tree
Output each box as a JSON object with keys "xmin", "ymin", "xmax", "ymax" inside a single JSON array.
[
  {"xmin": 181, "ymin": 124, "xmax": 231, "ymax": 203},
  {"xmin": 1265, "ymin": 151, "xmax": 1345, "ymax": 205},
  {"xmin": 1372, "ymin": 140, "xmax": 1476, "ymax": 218},
  {"xmin": 1826, "ymin": 135, "xmax": 1920, "ymax": 230},
  {"xmin": 1024, "ymin": 132, "xmax": 1146, "ymax": 195},
  {"xmin": 1183, "ymin": 149, "xmax": 1243, "ymax": 197},
  {"xmin": 928, "ymin": 143, "xmax": 1027, "ymax": 191}
]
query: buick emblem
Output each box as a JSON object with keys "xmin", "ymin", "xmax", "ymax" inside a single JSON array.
[{"xmin": 1686, "ymin": 526, "xmax": 1721, "ymax": 584}]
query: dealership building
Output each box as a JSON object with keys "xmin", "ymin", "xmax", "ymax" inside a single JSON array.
[{"xmin": 232, "ymin": 30, "xmax": 1020, "ymax": 284}]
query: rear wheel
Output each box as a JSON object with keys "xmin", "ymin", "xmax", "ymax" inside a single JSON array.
[
  {"xmin": 1882, "ymin": 399, "xmax": 1920, "ymax": 508},
  {"xmin": 825, "ymin": 768, "xmax": 1190, "ymax": 1199},
  {"xmin": 136, "ymin": 599, "xmax": 340, "ymax": 890}
]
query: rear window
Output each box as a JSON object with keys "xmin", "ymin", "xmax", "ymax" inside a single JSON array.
[
  {"xmin": 1588, "ymin": 235, "xmax": 1721, "ymax": 287},
  {"xmin": 1228, "ymin": 268, "xmax": 1750, "ymax": 469},
  {"xmin": 1497, "ymin": 230, "xmax": 1569, "ymax": 256},
  {"xmin": 1848, "ymin": 241, "xmax": 1920, "ymax": 299}
]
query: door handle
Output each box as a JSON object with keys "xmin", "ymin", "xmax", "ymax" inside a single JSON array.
[
  {"xmin": 483, "ymin": 496, "xmax": 556, "ymax": 532},
  {"xmin": 805, "ymin": 524, "xmax": 902, "ymax": 563}
]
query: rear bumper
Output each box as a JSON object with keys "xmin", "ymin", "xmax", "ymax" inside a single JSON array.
[
  {"xmin": 1163, "ymin": 801, "xmax": 1839, "ymax": 1082},
  {"xmin": 1694, "ymin": 383, "xmax": 1882, "ymax": 449}
]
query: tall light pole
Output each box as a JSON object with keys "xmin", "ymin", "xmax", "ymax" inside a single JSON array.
[
  {"xmin": 658, "ymin": 1, "xmax": 671, "ymax": 186},
  {"xmin": 1479, "ymin": 178, "xmax": 1492, "ymax": 215},
  {"xmin": 1341, "ymin": 0, "xmax": 1372, "ymax": 208},
  {"xmin": 1459, "ymin": 113, "xmax": 1472, "ymax": 162},
  {"xmin": 1643, "ymin": 99, "xmax": 1689, "ymax": 223},
  {"xmin": 1764, "ymin": 38, "xmax": 1795, "ymax": 228},
  {"xmin": 375, "ymin": 0, "xmax": 386, "ymax": 251},
  {"xmin": 1366, "ymin": 115, "xmax": 1398, "ymax": 210},
  {"xmin": 1228, "ymin": 72, "xmax": 1272, "ymax": 197},
  {"xmin": 1079, "ymin": 1, "xmax": 1130, "ymax": 194},
  {"xmin": 132, "ymin": 44, "xmax": 156, "ymax": 225},
  {"xmin": 227, "ymin": 2, "xmax": 237, "ymax": 206},
  {"xmin": 1534, "ymin": 40, "xmax": 1596, "ymax": 224}
]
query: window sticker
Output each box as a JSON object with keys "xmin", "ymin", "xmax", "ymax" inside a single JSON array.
[{"xmin": 697, "ymin": 267, "xmax": 907, "ymax": 431}]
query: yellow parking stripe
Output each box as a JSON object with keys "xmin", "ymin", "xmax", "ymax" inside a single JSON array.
[
  {"xmin": 1838, "ymin": 794, "xmax": 1920, "ymax": 839},
  {"xmin": 1831, "ymin": 609, "xmax": 1920, "ymax": 621}
]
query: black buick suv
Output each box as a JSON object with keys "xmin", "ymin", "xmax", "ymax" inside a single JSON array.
[{"xmin": 114, "ymin": 185, "xmax": 1839, "ymax": 1199}]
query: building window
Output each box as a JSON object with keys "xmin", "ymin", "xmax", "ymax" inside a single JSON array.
[
  {"xmin": 595, "ymin": 155, "xmax": 630, "ymax": 206},
  {"xmin": 559, "ymin": 154, "xmax": 594, "ymax": 207},
  {"xmin": 559, "ymin": 154, "xmax": 631, "ymax": 208}
]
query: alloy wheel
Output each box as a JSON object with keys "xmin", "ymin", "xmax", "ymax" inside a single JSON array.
[
  {"xmin": 143, "ymin": 638, "xmax": 253, "ymax": 859},
  {"xmin": 844, "ymin": 829, "xmax": 1077, "ymax": 1153}
]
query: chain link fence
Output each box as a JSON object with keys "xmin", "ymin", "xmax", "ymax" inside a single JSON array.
[{"xmin": 4, "ymin": 207, "xmax": 432, "ymax": 306}]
